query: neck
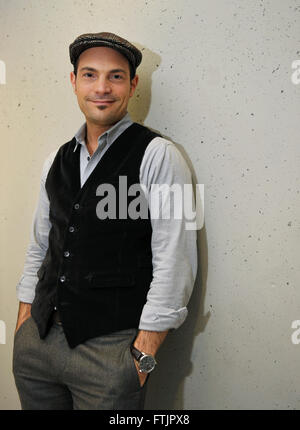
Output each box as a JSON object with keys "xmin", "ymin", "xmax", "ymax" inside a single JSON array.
[
  {"xmin": 85, "ymin": 122, "xmax": 110, "ymax": 147},
  {"xmin": 85, "ymin": 113, "xmax": 127, "ymax": 151}
]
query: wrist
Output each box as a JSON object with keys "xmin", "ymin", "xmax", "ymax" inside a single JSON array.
[
  {"xmin": 133, "ymin": 329, "xmax": 168, "ymax": 357},
  {"xmin": 18, "ymin": 302, "xmax": 31, "ymax": 317},
  {"xmin": 133, "ymin": 340, "xmax": 157, "ymax": 358},
  {"xmin": 16, "ymin": 302, "xmax": 31, "ymax": 329},
  {"xmin": 130, "ymin": 344, "xmax": 157, "ymax": 374}
]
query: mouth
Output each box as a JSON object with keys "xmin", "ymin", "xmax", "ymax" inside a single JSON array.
[{"xmin": 89, "ymin": 100, "xmax": 116, "ymax": 105}]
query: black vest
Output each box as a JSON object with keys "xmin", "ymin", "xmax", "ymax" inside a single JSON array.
[{"xmin": 31, "ymin": 123, "xmax": 161, "ymax": 348}]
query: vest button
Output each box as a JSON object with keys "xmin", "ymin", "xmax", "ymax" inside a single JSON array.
[
  {"xmin": 74, "ymin": 203, "xmax": 80, "ymax": 210},
  {"xmin": 64, "ymin": 251, "xmax": 70, "ymax": 257},
  {"xmin": 60, "ymin": 275, "xmax": 66, "ymax": 283},
  {"xmin": 69, "ymin": 226, "xmax": 75, "ymax": 233}
]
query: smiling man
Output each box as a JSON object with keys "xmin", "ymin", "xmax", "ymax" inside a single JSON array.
[
  {"xmin": 72, "ymin": 45, "xmax": 138, "ymax": 141},
  {"xmin": 12, "ymin": 32, "xmax": 198, "ymax": 410}
]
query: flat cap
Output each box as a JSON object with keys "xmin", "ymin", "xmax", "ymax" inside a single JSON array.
[{"xmin": 69, "ymin": 32, "xmax": 142, "ymax": 75}]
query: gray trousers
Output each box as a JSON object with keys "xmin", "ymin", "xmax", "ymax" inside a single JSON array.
[{"xmin": 12, "ymin": 316, "xmax": 148, "ymax": 410}]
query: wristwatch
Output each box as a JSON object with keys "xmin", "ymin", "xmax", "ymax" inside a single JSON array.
[{"xmin": 130, "ymin": 344, "xmax": 157, "ymax": 373}]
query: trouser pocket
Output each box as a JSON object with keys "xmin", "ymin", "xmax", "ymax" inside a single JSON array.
[
  {"xmin": 124, "ymin": 342, "xmax": 143, "ymax": 391},
  {"xmin": 13, "ymin": 316, "xmax": 33, "ymax": 374}
]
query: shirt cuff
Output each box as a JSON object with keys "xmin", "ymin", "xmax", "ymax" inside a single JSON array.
[
  {"xmin": 16, "ymin": 275, "xmax": 37, "ymax": 304},
  {"xmin": 138, "ymin": 303, "xmax": 188, "ymax": 332}
]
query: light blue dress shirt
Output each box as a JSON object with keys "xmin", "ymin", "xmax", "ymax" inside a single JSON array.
[{"xmin": 17, "ymin": 112, "xmax": 198, "ymax": 332}]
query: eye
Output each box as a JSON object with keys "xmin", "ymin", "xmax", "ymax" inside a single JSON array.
[
  {"xmin": 111, "ymin": 73, "xmax": 124, "ymax": 80},
  {"xmin": 83, "ymin": 72, "xmax": 95, "ymax": 78}
]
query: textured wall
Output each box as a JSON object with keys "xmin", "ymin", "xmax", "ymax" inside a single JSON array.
[{"xmin": 0, "ymin": 0, "xmax": 300, "ymax": 409}]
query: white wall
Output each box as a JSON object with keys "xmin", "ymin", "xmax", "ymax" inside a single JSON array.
[{"xmin": 0, "ymin": 0, "xmax": 300, "ymax": 410}]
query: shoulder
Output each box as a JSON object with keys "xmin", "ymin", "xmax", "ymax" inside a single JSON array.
[
  {"xmin": 141, "ymin": 135, "xmax": 192, "ymax": 184},
  {"xmin": 40, "ymin": 138, "xmax": 75, "ymax": 184},
  {"xmin": 40, "ymin": 148, "xmax": 60, "ymax": 185},
  {"xmin": 145, "ymin": 135, "xmax": 179, "ymax": 158}
]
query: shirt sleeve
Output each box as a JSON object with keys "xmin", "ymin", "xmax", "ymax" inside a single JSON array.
[
  {"xmin": 138, "ymin": 137, "xmax": 199, "ymax": 332},
  {"xmin": 16, "ymin": 150, "xmax": 57, "ymax": 303}
]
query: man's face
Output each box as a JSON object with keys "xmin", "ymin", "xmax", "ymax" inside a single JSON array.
[{"xmin": 70, "ymin": 46, "xmax": 138, "ymax": 127}]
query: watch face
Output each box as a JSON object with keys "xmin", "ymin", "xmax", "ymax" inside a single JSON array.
[{"xmin": 139, "ymin": 355, "xmax": 156, "ymax": 373}]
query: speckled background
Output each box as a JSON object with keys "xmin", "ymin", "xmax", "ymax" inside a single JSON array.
[{"xmin": 0, "ymin": 0, "xmax": 300, "ymax": 410}]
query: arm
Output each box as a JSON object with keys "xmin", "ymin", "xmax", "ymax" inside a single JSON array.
[
  {"xmin": 134, "ymin": 137, "xmax": 198, "ymax": 383},
  {"xmin": 15, "ymin": 151, "xmax": 56, "ymax": 333}
]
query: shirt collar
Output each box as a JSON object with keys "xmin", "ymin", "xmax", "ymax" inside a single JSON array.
[{"xmin": 73, "ymin": 112, "xmax": 133, "ymax": 153}]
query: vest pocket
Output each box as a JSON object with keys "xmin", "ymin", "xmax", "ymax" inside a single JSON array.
[{"xmin": 89, "ymin": 273, "xmax": 136, "ymax": 288}]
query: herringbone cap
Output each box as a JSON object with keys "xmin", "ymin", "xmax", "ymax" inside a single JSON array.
[{"xmin": 69, "ymin": 32, "xmax": 142, "ymax": 75}]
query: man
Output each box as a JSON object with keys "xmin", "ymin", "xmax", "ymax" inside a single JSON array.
[{"xmin": 13, "ymin": 32, "xmax": 198, "ymax": 410}]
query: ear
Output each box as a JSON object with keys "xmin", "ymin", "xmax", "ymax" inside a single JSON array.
[
  {"xmin": 129, "ymin": 75, "xmax": 139, "ymax": 97},
  {"xmin": 70, "ymin": 71, "xmax": 77, "ymax": 93}
]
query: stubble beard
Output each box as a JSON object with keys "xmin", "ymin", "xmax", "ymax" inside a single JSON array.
[{"xmin": 87, "ymin": 104, "xmax": 125, "ymax": 128}]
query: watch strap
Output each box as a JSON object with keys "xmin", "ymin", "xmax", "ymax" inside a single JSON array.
[{"xmin": 130, "ymin": 344, "xmax": 144, "ymax": 361}]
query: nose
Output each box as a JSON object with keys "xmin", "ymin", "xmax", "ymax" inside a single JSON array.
[{"xmin": 94, "ymin": 76, "xmax": 111, "ymax": 94}]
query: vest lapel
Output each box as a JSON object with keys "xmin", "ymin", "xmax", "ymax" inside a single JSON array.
[{"xmin": 72, "ymin": 123, "xmax": 144, "ymax": 202}]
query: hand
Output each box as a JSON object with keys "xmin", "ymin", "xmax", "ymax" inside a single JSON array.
[
  {"xmin": 15, "ymin": 315, "xmax": 31, "ymax": 336},
  {"xmin": 133, "ymin": 358, "xmax": 148, "ymax": 388},
  {"xmin": 15, "ymin": 302, "xmax": 32, "ymax": 336}
]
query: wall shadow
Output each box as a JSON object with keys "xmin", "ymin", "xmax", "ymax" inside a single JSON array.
[
  {"xmin": 127, "ymin": 42, "xmax": 161, "ymax": 124},
  {"xmin": 130, "ymin": 44, "xmax": 210, "ymax": 410},
  {"xmin": 144, "ymin": 214, "xmax": 209, "ymax": 410}
]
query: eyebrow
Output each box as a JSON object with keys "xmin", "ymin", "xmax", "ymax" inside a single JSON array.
[{"xmin": 79, "ymin": 67, "xmax": 128, "ymax": 74}]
